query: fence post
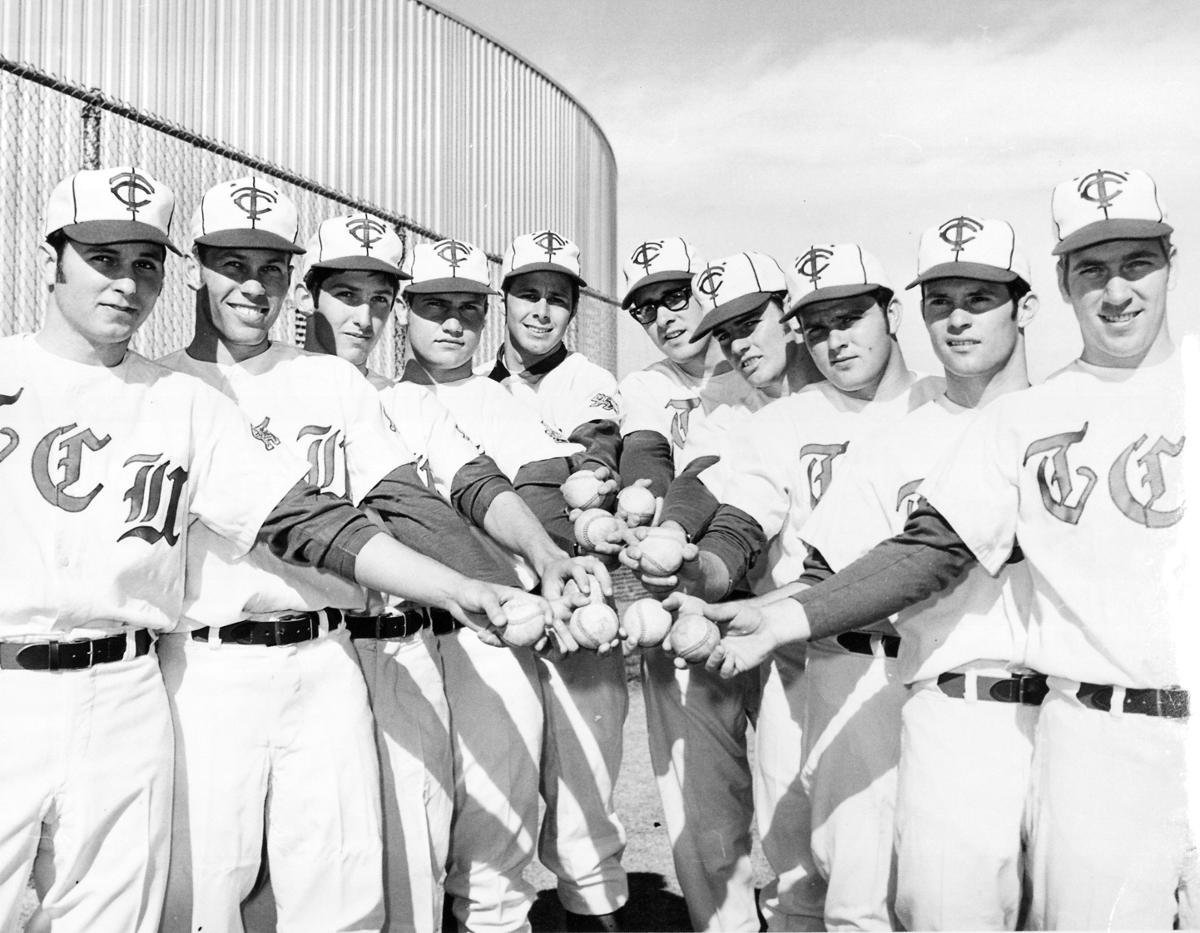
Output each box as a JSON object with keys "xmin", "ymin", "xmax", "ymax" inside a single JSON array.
[{"xmin": 81, "ymin": 98, "xmax": 101, "ymax": 168}]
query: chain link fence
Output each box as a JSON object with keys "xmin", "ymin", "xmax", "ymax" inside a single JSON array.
[{"xmin": 0, "ymin": 57, "xmax": 618, "ymax": 378}]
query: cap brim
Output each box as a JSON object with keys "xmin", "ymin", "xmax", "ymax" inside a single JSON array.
[
  {"xmin": 502, "ymin": 263, "xmax": 588, "ymax": 290},
  {"xmin": 308, "ymin": 256, "xmax": 410, "ymax": 278},
  {"xmin": 621, "ymin": 270, "xmax": 693, "ymax": 308},
  {"xmin": 689, "ymin": 292, "xmax": 774, "ymax": 343},
  {"xmin": 1052, "ymin": 219, "xmax": 1174, "ymax": 256},
  {"xmin": 59, "ymin": 220, "xmax": 181, "ymax": 256},
  {"xmin": 783, "ymin": 282, "xmax": 884, "ymax": 321},
  {"xmin": 404, "ymin": 277, "xmax": 499, "ymax": 296},
  {"xmin": 195, "ymin": 229, "xmax": 306, "ymax": 254},
  {"xmin": 905, "ymin": 262, "xmax": 1021, "ymax": 290}
]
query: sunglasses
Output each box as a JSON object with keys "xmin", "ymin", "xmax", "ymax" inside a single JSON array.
[{"xmin": 628, "ymin": 284, "xmax": 692, "ymax": 325}]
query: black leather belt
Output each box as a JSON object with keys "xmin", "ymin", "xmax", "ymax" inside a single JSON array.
[
  {"xmin": 0, "ymin": 629, "xmax": 153, "ymax": 671},
  {"xmin": 346, "ymin": 607, "xmax": 455, "ymax": 640},
  {"xmin": 937, "ymin": 671, "xmax": 1049, "ymax": 706},
  {"xmin": 1077, "ymin": 682, "xmax": 1189, "ymax": 719},
  {"xmin": 835, "ymin": 631, "xmax": 900, "ymax": 659}
]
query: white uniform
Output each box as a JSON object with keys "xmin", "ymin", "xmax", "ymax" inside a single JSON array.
[
  {"xmin": 800, "ymin": 394, "xmax": 1036, "ymax": 930},
  {"xmin": 404, "ymin": 369, "xmax": 580, "ymax": 933},
  {"xmin": 158, "ymin": 343, "xmax": 412, "ymax": 933},
  {"xmin": 920, "ymin": 355, "xmax": 1190, "ymax": 929},
  {"xmin": 703, "ymin": 374, "xmax": 942, "ymax": 931},
  {"xmin": 0, "ymin": 334, "xmax": 304, "ymax": 933},
  {"xmin": 618, "ymin": 358, "xmax": 765, "ymax": 932},
  {"xmin": 488, "ymin": 351, "xmax": 630, "ymax": 916}
]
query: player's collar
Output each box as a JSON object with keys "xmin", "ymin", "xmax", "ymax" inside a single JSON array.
[{"xmin": 487, "ymin": 343, "xmax": 569, "ymax": 381}]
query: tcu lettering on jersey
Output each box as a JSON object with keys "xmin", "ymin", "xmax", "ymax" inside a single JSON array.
[
  {"xmin": 799, "ymin": 442, "xmax": 849, "ymax": 508},
  {"xmin": 1023, "ymin": 423, "xmax": 1185, "ymax": 527},
  {"xmin": 667, "ymin": 397, "xmax": 700, "ymax": 449},
  {"xmin": 298, "ymin": 425, "xmax": 345, "ymax": 491}
]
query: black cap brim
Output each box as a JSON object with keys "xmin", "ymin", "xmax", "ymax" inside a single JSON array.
[
  {"xmin": 60, "ymin": 220, "xmax": 181, "ymax": 256},
  {"xmin": 308, "ymin": 256, "xmax": 410, "ymax": 278},
  {"xmin": 621, "ymin": 270, "xmax": 693, "ymax": 308},
  {"xmin": 1052, "ymin": 219, "xmax": 1173, "ymax": 256},
  {"xmin": 502, "ymin": 263, "xmax": 588, "ymax": 291},
  {"xmin": 195, "ymin": 229, "xmax": 306, "ymax": 254},
  {"xmin": 783, "ymin": 283, "xmax": 884, "ymax": 322},
  {"xmin": 905, "ymin": 261, "xmax": 1021, "ymax": 290},
  {"xmin": 404, "ymin": 277, "xmax": 498, "ymax": 296},
  {"xmin": 689, "ymin": 292, "xmax": 774, "ymax": 343}
]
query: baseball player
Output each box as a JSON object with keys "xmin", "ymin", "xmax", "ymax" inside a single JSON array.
[
  {"xmin": 156, "ymin": 179, "xmax": 549, "ymax": 933},
  {"xmin": 482, "ymin": 231, "xmax": 629, "ymax": 930},
  {"xmin": 646, "ymin": 246, "xmax": 941, "ymax": 930},
  {"xmin": 0, "ymin": 166, "xmax": 533, "ymax": 933},
  {"xmin": 786, "ymin": 216, "xmax": 1039, "ymax": 929},
  {"xmin": 704, "ymin": 168, "xmax": 1191, "ymax": 929}
]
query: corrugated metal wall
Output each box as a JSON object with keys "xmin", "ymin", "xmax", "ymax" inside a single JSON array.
[{"xmin": 0, "ymin": 0, "xmax": 618, "ymax": 294}]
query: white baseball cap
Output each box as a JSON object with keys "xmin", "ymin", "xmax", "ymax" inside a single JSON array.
[
  {"xmin": 402, "ymin": 239, "xmax": 498, "ymax": 296},
  {"xmin": 689, "ymin": 251, "xmax": 787, "ymax": 342},
  {"xmin": 191, "ymin": 176, "xmax": 304, "ymax": 254},
  {"xmin": 302, "ymin": 213, "xmax": 407, "ymax": 279},
  {"xmin": 620, "ymin": 237, "xmax": 704, "ymax": 308},
  {"xmin": 501, "ymin": 229, "xmax": 587, "ymax": 290},
  {"xmin": 44, "ymin": 166, "xmax": 180, "ymax": 254},
  {"xmin": 1051, "ymin": 168, "xmax": 1171, "ymax": 256},
  {"xmin": 783, "ymin": 244, "xmax": 892, "ymax": 320},
  {"xmin": 906, "ymin": 216, "xmax": 1030, "ymax": 290}
]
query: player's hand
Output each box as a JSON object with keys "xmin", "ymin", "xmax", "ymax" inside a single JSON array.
[
  {"xmin": 566, "ymin": 508, "xmax": 628, "ymax": 557},
  {"xmin": 447, "ymin": 581, "xmax": 522, "ymax": 647},
  {"xmin": 539, "ymin": 594, "xmax": 582, "ymax": 659},
  {"xmin": 617, "ymin": 525, "xmax": 699, "ymax": 596},
  {"xmin": 658, "ymin": 591, "xmax": 715, "ymax": 668},
  {"xmin": 538, "ymin": 554, "xmax": 614, "ymax": 603},
  {"xmin": 704, "ymin": 599, "xmax": 811, "ymax": 680},
  {"xmin": 614, "ymin": 477, "xmax": 664, "ymax": 528},
  {"xmin": 588, "ymin": 465, "xmax": 621, "ymax": 508}
]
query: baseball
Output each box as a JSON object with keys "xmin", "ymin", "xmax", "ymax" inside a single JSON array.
[
  {"xmin": 636, "ymin": 533, "xmax": 685, "ymax": 576},
  {"xmin": 621, "ymin": 598, "xmax": 673, "ymax": 648},
  {"xmin": 574, "ymin": 508, "xmax": 626, "ymax": 550},
  {"xmin": 569, "ymin": 603, "xmax": 620, "ymax": 650},
  {"xmin": 668, "ymin": 613, "xmax": 721, "ymax": 663},
  {"xmin": 500, "ymin": 596, "xmax": 548, "ymax": 648},
  {"xmin": 617, "ymin": 485, "xmax": 657, "ymax": 527},
  {"xmin": 561, "ymin": 470, "xmax": 606, "ymax": 510}
]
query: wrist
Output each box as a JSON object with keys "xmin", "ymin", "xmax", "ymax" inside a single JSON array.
[{"xmin": 769, "ymin": 599, "xmax": 811, "ymax": 646}]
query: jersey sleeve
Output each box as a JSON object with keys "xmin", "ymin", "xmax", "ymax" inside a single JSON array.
[
  {"xmin": 800, "ymin": 449, "xmax": 893, "ymax": 572},
  {"xmin": 700, "ymin": 412, "xmax": 791, "ymax": 540},
  {"xmin": 471, "ymin": 388, "xmax": 581, "ymax": 480},
  {"xmin": 618, "ymin": 370, "xmax": 669, "ymax": 438},
  {"xmin": 187, "ymin": 384, "xmax": 311, "ymax": 557},
  {"xmin": 919, "ymin": 401, "xmax": 1019, "ymax": 576},
  {"xmin": 403, "ymin": 386, "xmax": 484, "ymax": 493},
  {"xmin": 339, "ymin": 366, "xmax": 418, "ymax": 505},
  {"xmin": 569, "ymin": 366, "xmax": 622, "ymax": 432}
]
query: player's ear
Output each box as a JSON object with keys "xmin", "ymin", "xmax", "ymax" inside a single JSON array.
[
  {"xmin": 184, "ymin": 250, "xmax": 203, "ymax": 292},
  {"xmin": 1015, "ymin": 291, "xmax": 1040, "ymax": 329},
  {"xmin": 884, "ymin": 297, "xmax": 903, "ymax": 336},
  {"xmin": 38, "ymin": 242, "xmax": 58, "ymax": 290},
  {"xmin": 1166, "ymin": 243, "xmax": 1179, "ymax": 292},
  {"xmin": 292, "ymin": 281, "xmax": 315, "ymax": 316},
  {"xmin": 1056, "ymin": 257, "xmax": 1070, "ymax": 304}
]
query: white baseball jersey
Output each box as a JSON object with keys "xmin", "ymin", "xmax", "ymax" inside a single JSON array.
[
  {"xmin": 921, "ymin": 355, "xmax": 1186, "ymax": 689},
  {"xmin": 800, "ymin": 394, "xmax": 1034, "ymax": 683},
  {"xmin": 378, "ymin": 380, "xmax": 484, "ymax": 501},
  {"xmin": 490, "ymin": 350, "xmax": 620, "ymax": 441},
  {"xmin": 701, "ymin": 374, "xmax": 944, "ymax": 596},
  {"xmin": 159, "ymin": 344, "xmax": 416, "ymax": 627},
  {"xmin": 619, "ymin": 360, "xmax": 762, "ymax": 469},
  {"xmin": 0, "ymin": 334, "xmax": 305, "ymax": 640}
]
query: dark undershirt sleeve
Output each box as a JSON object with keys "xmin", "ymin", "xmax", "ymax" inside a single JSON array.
[
  {"xmin": 792, "ymin": 501, "xmax": 978, "ymax": 641},
  {"xmin": 617, "ymin": 430, "xmax": 675, "ymax": 499},
  {"xmin": 658, "ymin": 455, "xmax": 720, "ymax": 540},
  {"xmin": 699, "ymin": 504, "xmax": 767, "ymax": 598},
  {"xmin": 257, "ymin": 480, "xmax": 384, "ymax": 580},
  {"xmin": 363, "ymin": 464, "xmax": 521, "ymax": 587},
  {"xmin": 513, "ymin": 457, "xmax": 576, "ymax": 553},
  {"xmin": 569, "ymin": 419, "xmax": 622, "ymax": 478},
  {"xmin": 450, "ymin": 454, "xmax": 514, "ymax": 529},
  {"xmin": 798, "ymin": 546, "xmax": 835, "ymax": 587}
]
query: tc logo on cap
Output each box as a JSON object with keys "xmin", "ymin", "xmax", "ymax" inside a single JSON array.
[
  {"xmin": 435, "ymin": 239, "xmax": 470, "ymax": 269},
  {"xmin": 695, "ymin": 264, "xmax": 725, "ymax": 299},
  {"xmin": 108, "ymin": 170, "xmax": 155, "ymax": 218},
  {"xmin": 1076, "ymin": 170, "xmax": 1127, "ymax": 214},
  {"xmin": 231, "ymin": 180, "xmax": 277, "ymax": 223},
  {"xmin": 937, "ymin": 216, "xmax": 984, "ymax": 256},
  {"xmin": 631, "ymin": 240, "xmax": 663, "ymax": 272},
  {"xmin": 347, "ymin": 216, "xmax": 386, "ymax": 251},
  {"xmin": 795, "ymin": 247, "xmax": 834, "ymax": 288},
  {"xmin": 533, "ymin": 230, "xmax": 567, "ymax": 260}
]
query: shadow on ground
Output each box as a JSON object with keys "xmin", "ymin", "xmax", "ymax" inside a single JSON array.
[{"xmin": 530, "ymin": 871, "xmax": 691, "ymax": 932}]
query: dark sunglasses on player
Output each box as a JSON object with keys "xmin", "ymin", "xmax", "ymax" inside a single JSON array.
[{"xmin": 628, "ymin": 284, "xmax": 692, "ymax": 325}]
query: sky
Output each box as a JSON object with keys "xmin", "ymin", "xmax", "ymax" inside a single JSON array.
[{"xmin": 433, "ymin": 0, "xmax": 1200, "ymax": 380}]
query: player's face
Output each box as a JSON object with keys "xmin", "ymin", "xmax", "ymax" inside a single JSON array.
[
  {"xmin": 45, "ymin": 238, "xmax": 165, "ymax": 348},
  {"xmin": 195, "ymin": 247, "xmax": 292, "ymax": 348},
  {"xmin": 310, "ymin": 270, "xmax": 398, "ymax": 367},
  {"xmin": 1058, "ymin": 238, "xmax": 1174, "ymax": 368},
  {"xmin": 630, "ymin": 279, "xmax": 707, "ymax": 364},
  {"xmin": 504, "ymin": 270, "xmax": 576, "ymax": 358},
  {"xmin": 921, "ymin": 277, "xmax": 1023, "ymax": 378},
  {"xmin": 405, "ymin": 292, "xmax": 489, "ymax": 372},
  {"xmin": 797, "ymin": 294, "xmax": 897, "ymax": 394},
  {"xmin": 712, "ymin": 300, "xmax": 791, "ymax": 387}
]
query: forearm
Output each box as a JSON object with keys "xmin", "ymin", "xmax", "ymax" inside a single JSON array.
[
  {"xmin": 513, "ymin": 458, "xmax": 575, "ymax": 552},
  {"xmin": 618, "ymin": 430, "xmax": 674, "ymax": 499},
  {"xmin": 659, "ymin": 456, "xmax": 720, "ymax": 539},
  {"xmin": 352, "ymin": 533, "xmax": 473, "ymax": 609},
  {"xmin": 482, "ymin": 489, "xmax": 569, "ymax": 574}
]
